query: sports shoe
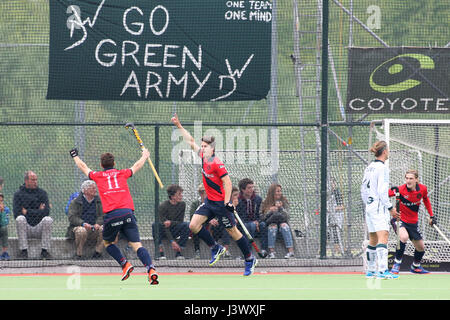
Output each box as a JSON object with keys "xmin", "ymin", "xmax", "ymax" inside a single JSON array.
[
  {"xmin": 18, "ymin": 249, "xmax": 28, "ymax": 260},
  {"xmin": 391, "ymin": 263, "xmax": 401, "ymax": 274},
  {"xmin": 148, "ymin": 268, "xmax": 159, "ymax": 285},
  {"xmin": 41, "ymin": 249, "xmax": 52, "ymax": 260},
  {"xmin": 175, "ymin": 251, "xmax": 185, "ymax": 260},
  {"xmin": 410, "ymin": 264, "xmax": 430, "ymax": 274},
  {"xmin": 377, "ymin": 270, "xmax": 399, "ymax": 280},
  {"xmin": 209, "ymin": 245, "xmax": 226, "ymax": 266},
  {"xmin": 121, "ymin": 261, "xmax": 134, "ymax": 281},
  {"xmin": 243, "ymin": 256, "xmax": 257, "ymax": 276},
  {"xmin": 284, "ymin": 252, "xmax": 295, "ymax": 259},
  {"xmin": 365, "ymin": 270, "xmax": 377, "ymax": 278}
]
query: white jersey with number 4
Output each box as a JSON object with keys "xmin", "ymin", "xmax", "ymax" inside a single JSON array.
[{"xmin": 361, "ymin": 160, "xmax": 392, "ymax": 232}]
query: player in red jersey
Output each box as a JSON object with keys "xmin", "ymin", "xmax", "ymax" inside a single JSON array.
[
  {"xmin": 389, "ymin": 169, "xmax": 436, "ymax": 274},
  {"xmin": 70, "ymin": 147, "xmax": 158, "ymax": 285},
  {"xmin": 171, "ymin": 113, "xmax": 257, "ymax": 276}
]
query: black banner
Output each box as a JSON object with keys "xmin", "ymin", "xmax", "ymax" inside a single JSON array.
[
  {"xmin": 347, "ymin": 47, "xmax": 450, "ymax": 113},
  {"xmin": 388, "ymin": 251, "xmax": 450, "ymax": 272},
  {"xmin": 47, "ymin": 0, "xmax": 272, "ymax": 101}
]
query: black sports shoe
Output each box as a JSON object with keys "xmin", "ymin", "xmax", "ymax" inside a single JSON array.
[
  {"xmin": 19, "ymin": 249, "xmax": 28, "ymax": 260},
  {"xmin": 41, "ymin": 249, "xmax": 52, "ymax": 260}
]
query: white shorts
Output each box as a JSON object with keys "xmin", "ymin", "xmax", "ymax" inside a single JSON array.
[{"xmin": 365, "ymin": 201, "xmax": 390, "ymax": 233}]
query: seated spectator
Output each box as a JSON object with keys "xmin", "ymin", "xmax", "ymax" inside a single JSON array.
[
  {"xmin": 236, "ymin": 178, "xmax": 267, "ymax": 256},
  {"xmin": 65, "ymin": 191, "xmax": 80, "ymax": 215},
  {"xmin": 261, "ymin": 183, "xmax": 295, "ymax": 259},
  {"xmin": 0, "ymin": 193, "xmax": 11, "ymax": 261},
  {"xmin": 153, "ymin": 184, "xmax": 190, "ymax": 260},
  {"xmin": 66, "ymin": 180, "xmax": 104, "ymax": 259},
  {"xmin": 13, "ymin": 171, "xmax": 53, "ymax": 260}
]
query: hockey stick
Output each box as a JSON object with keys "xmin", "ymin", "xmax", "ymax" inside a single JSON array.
[
  {"xmin": 432, "ymin": 224, "xmax": 450, "ymax": 246},
  {"xmin": 233, "ymin": 209, "xmax": 268, "ymax": 258},
  {"xmin": 395, "ymin": 190, "xmax": 401, "ymax": 250},
  {"xmin": 124, "ymin": 123, "xmax": 164, "ymax": 189}
]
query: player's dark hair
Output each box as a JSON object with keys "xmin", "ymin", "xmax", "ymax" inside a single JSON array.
[
  {"xmin": 238, "ymin": 178, "xmax": 254, "ymax": 192},
  {"xmin": 370, "ymin": 141, "xmax": 387, "ymax": 157},
  {"xmin": 101, "ymin": 153, "xmax": 115, "ymax": 168},
  {"xmin": 167, "ymin": 184, "xmax": 183, "ymax": 199},
  {"xmin": 0, "ymin": 193, "xmax": 3, "ymax": 200}
]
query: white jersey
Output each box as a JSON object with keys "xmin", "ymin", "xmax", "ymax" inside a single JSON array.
[{"xmin": 360, "ymin": 160, "xmax": 392, "ymax": 210}]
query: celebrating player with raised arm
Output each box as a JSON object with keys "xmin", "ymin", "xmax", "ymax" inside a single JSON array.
[
  {"xmin": 389, "ymin": 169, "xmax": 435, "ymax": 274},
  {"xmin": 70, "ymin": 147, "xmax": 159, "ymax": 285},
  {"xmin": 361, "ymin": 141, "xmax": 399, "ymax": 279},
  {"xmin": 171, "ymin": 113, "xmax": 257, "ymax": 276}
]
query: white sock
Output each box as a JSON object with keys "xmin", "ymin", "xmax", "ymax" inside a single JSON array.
[
  {"xmin": 366, "ymin": 245, "xmax": 377, "ymax": 272},
  {"xmin": 376, "ymin": 244, "xmax": 388, "ymax": 273}
]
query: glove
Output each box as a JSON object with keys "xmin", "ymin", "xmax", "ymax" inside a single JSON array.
[
  {"xmin": 225, "ymin": 202, "xmax": 235, "ymax": 213},
  {"xmin": 69, "ymin": 148, "xmax": 79, "ymax": 158},
  {"xmin": 430, "ymin": 215, "xmax": 437, "ymax": 226},
  {"xmin": 390, "ymin": 186, "xmax": 400, "ymax": 196}
]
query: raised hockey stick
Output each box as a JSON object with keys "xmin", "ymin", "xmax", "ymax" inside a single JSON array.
[
  {"xmin": 233, "ymin": 209, "xmax": 268, "ymax": 258},
  {"xmin": 125, "ymin": 122, "xmax": 164, "ymax": 189}
]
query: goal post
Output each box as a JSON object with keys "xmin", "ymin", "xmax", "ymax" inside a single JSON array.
[{"xmin": 368, "ymin": 119, "xmax": 450, "ymax": 269}]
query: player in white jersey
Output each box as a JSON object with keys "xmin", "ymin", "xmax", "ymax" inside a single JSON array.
[{"xmin": 361, "ymin": 141, "xmax": 399, "ymax": 279}]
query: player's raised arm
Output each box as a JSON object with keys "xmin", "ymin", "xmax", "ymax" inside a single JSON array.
[
  {"xmin": 130, "ymin": 147, "xmax": 150, "ymax": 174},
  {"xmin": 171, "ymin": 113, "xmax": 200, "ymax": 153},
  {"xmin": 70, "ymin": 148, "xmax": 91, "ymax": 177}
]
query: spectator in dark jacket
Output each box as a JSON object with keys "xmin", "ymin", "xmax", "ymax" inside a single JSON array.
[
  {"xmin": 235, "ymin": 178, "xmax": 267, "ymax": 255},
  {"xmin": 152, "ymin": 184, "xmax": 189, "ymax": 260},
  {"xmin": 66, "ymin": 180, "xmax": 104, "ymax": 259},
  {"xmin": 13, "ymin": 171, "xmax": 53, "ymax": 259}
]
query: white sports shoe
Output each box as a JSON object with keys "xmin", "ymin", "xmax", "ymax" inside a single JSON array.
[{"xmin": 284, "ymin": 252, "xmax": 295, "ymax": 259}]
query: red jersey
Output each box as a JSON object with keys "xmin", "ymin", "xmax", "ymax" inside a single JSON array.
[
  {"xmin": 388, "ymin": 183, "xmax": 433, "ymax": 224},
  {"xmin": 89, "ymin": 168, "xmax": 134, "ymax": 213},
  {"xmin": 199, "ymin": 151, "xmax": 228, "ymax": 201}
]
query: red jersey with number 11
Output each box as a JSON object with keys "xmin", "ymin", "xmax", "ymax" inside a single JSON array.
[{"xmin": 89, "ymin": 168, "xmax": 134, "ymax": 214}]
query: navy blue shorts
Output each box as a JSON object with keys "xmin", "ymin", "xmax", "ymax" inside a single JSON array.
[
  {"xmin": 102, "ymin": 209, "xmax": 141, "ymax": 243},
  {"xmin": 195, "ymin": 198, "xmax": 236, "ymax": 229},
  {"xmin": 400, "ymin": 221, "xmax": 423, "ymax": 241}
]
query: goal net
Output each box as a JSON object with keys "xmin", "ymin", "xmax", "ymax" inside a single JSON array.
[{"xmin": 368, "ymin": 119, "xmax": 450, "ymax": 266}]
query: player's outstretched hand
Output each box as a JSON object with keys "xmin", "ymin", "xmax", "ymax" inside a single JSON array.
[
  {"xmin": 70, "ymin": 148, "xmax": 79, "ymax": 158},
  {"xmin": 171, "ymin": 113, "xmax": 181, "ymax": 128}
]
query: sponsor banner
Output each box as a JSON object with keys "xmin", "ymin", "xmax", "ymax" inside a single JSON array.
[
  {"xmin": 388, "ymin": 251, "xmax": 450, "ymax": 272},
  {"xmin": 347, "ymin": 47, "xmax": 450, "ymax": 113},
  {"xmin": 47, "ymin": 0, "xmax": 272, "ymax": 101}
]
